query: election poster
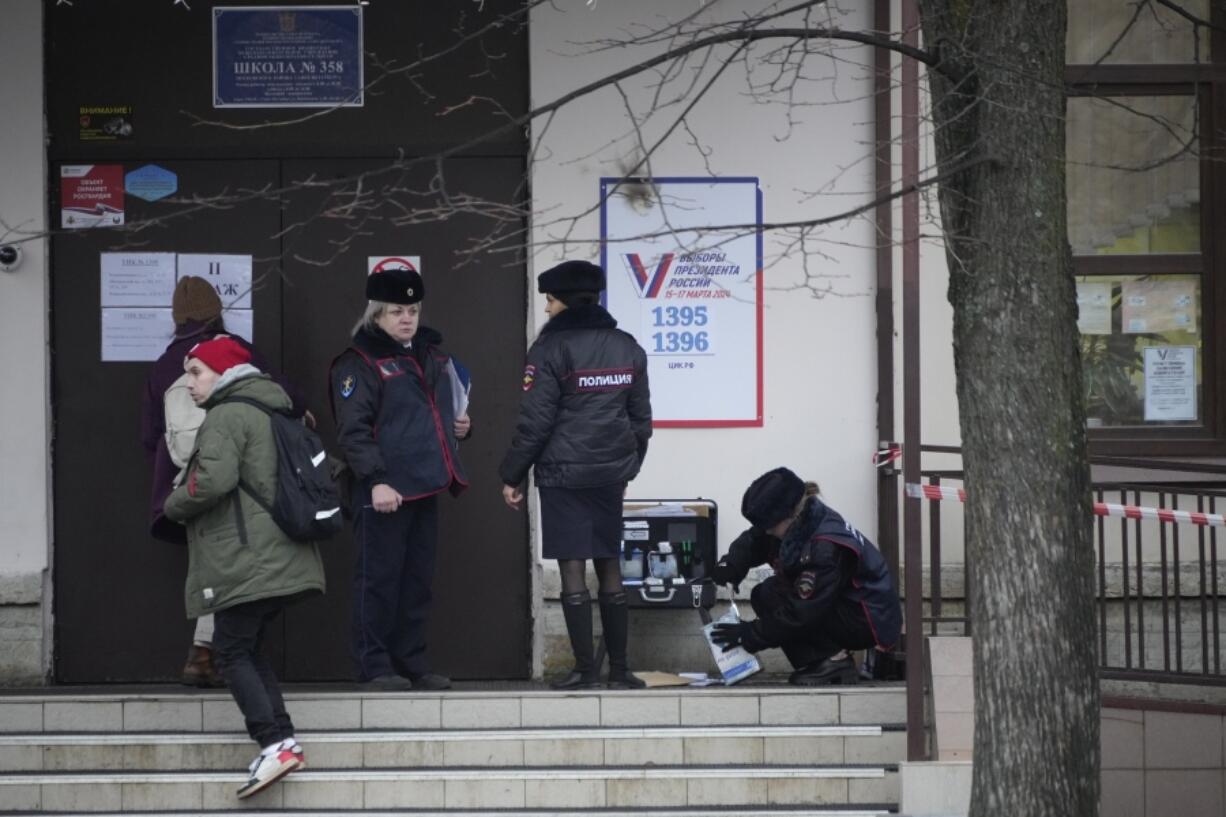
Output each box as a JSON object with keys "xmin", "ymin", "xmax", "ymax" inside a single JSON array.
[{"xmin": 603, "ymin": 177, "xmax": 762, "ymax": 427}]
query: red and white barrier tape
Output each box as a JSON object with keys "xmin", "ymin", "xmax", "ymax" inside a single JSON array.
[
  {"xmin": 873, "ymin": 444, "xmax": 903, "ymax": 469},
  {"xmin": 905, "ymin": 482, "xmax": 1226, "ymax": 529}
]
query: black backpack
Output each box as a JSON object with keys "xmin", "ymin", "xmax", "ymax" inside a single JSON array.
[{"xmin": 220, "ymin": 396, "xmax": 343, "ymax": 542}]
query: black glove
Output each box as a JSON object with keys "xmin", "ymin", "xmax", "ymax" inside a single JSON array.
[
  {"xmin": 710, "ymin": 556, "xmax": 743, "ymax": 591},
  {"xmin": 710, "ymin": 621, "xmax": 761, "ymax": 653}
]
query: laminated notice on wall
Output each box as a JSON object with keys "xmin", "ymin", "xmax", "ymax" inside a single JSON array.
[
  {"xmin": 1144, "ymin": 346, "xmax": 1196, "ymax": 422},
  {"xmin": 1121, "ymin": 280, "xmax": 1197, "ymax": 334}
]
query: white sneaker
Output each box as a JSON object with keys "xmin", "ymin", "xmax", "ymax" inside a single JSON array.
[
  {"xmin": 236, "ymin": 740, "xmax": 303, "ymax": 799},
  {"xmin": 284, "ymin": 737, "xmax": 306, "ymax": 768}
]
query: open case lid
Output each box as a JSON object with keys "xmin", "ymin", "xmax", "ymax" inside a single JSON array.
[{"xmin": 623, "ymin": 498, "xmax": 717, "ymax": 520}]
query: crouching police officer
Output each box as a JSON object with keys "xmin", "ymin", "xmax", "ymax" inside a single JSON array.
[{"xmin": 710, "ymin": 468, "xmax": 901, "ymax": 685}]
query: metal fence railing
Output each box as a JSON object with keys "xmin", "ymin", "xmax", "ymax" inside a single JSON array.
[{"xmin": 900, "ymin": 448, "xmax": 1226, "ymax": 758}]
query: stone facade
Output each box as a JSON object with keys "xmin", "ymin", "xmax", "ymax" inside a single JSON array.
[{"xmin": 0, "ymin": 572, "xmax": 46, "ymax": 686}]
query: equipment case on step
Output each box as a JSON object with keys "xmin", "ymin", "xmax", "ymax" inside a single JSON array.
[{"xmin": 621, "ymin": 499, "xmax": 717, "ymax": 610}]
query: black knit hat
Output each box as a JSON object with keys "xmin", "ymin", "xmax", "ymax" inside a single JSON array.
[
  {"xmin": 537, "ymin": 260, "xmax": 605, "ymax": 295},
  {"xmin": 741, "ymin": 467, "xmax": 806, "ymax": 529},
  {"xmin": 366, "ymin": 266, "xmax": 424, "ymax": 305}
]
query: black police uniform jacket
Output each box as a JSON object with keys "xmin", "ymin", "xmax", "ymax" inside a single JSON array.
[
  {"xmin": 330, "ymin": 325, "xmax": 468, "ymax": 501},
  {"xmin": 753, "ymin": 496, "xmax": 901, "ymax": 650},
  {"xmin": 499, "ymin": 304, "xmax": 652, "ymax": 488}
]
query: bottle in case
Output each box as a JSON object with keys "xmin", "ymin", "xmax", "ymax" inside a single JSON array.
[{"xmin": 621, "ymin": 542, "xmax": 644, "ymax": 581}]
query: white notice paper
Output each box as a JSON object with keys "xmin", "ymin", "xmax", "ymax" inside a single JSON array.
[
  {"xmin": 1144, "ymin": 346, "xmax": 1197, "ymax": 422},
  {"xmin": 1075, "ymin": 281, "xmax": 1112, "ymax": 335},
  {"xmin": 100, "ymin": 253, "xmax": 177, "ymax": 307},
  {"xmin": 101, "ymin": 308, "xmax": 176, "ymax": 362},
  {"xmin": 1121, "ymin": 279, "xmax": 1198, "ymax": 335},
  {"xmin": 177, "ymin": 254, "xmax": 253, "ymax": 309},
  {"xmin": 222, "ymin": 308, "xmax": 254, "ymax": 344}
]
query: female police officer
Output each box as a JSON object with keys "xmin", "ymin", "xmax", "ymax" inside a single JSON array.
[
  {"xmin": 500, "ymin": 260, "xmax": 652, "ymax": 689},
  {"xmin": 711, "ymin": 468, "xmax": 901, "ymax": 685},
  {"xmin": 331, "ymin": 266, "xmax": 470, "ymax": 691}
]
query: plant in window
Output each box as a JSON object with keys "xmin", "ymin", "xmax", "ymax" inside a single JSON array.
[{"xmin": 1080, "ymin": 332, "xmax": 1145, "ymax": 425}]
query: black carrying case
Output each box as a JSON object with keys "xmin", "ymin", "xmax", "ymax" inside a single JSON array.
[{"xmin": 621, "ymin": 499, "xmax": 717, "ymax": 609}]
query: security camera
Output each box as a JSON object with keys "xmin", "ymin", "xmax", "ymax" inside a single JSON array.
[{"xmin": 0, "ymin": 245, "xmax": 22, "ymax": 272}]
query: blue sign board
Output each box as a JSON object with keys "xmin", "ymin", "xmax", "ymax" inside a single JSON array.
[
  {"xmin": 125, "ymin": 165, "xmax": 178, "ymax": 202},
  {"xmin": 213, "ymin": 6, "xmax": 363, "ymax": 108}
]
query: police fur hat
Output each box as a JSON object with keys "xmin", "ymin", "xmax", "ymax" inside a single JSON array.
[
  {"xmin": 366, "ymin": 266, "xmax": 424, "ymax": 305},
  {"xmin": 537, "ymin": 260, "xmax": 605, "ymax": 295},
  {"xmin": 741, "ymin": 467, "xmax": 806, "ymax": 529}
]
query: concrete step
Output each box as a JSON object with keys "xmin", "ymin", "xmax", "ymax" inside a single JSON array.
[
  {"xmin": 2, "ymin": 804, "xmax": 902, "ymax": 809},
  {"xmin": 0, "ymin": 686, "xmax": 906, "ymax": 734},
  {"xmin": 0, "ymin": 765, "xmax": 899, "ymax": 812},
  {"xmin": 0, "ymin": 725, "xmax": 905, "ymax": 771}
]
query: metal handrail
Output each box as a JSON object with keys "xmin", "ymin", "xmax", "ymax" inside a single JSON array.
[{"xmin": 901, "ymin": 446, "xmax": 1226, "ymax": 759}]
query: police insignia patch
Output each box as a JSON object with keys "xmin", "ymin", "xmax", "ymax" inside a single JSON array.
[
  {"xmin": 340, "ymin": 375, "xmax": 356, "ymax": 399},
  {"xmin": 794, "ymin": 570, "xmax": 818, "ymax": 600},
  {"xmin": 522, "ymin": 364, "xmax": 536, "ymax": 391}
]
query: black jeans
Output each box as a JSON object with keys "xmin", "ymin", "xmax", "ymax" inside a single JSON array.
[
  {"xmin": 750, "ymin": 575, "xmax": 876, "ymax": 669},
  {"xmin": 213, "ymin": 596, "xmax": 295, "ymax": 749}
]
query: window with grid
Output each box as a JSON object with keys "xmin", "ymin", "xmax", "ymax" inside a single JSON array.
[{"xmin": 1067, "ymin": 1, "xmax": 1225, "ymax": 454}]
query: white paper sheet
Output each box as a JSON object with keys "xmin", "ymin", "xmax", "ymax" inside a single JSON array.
[
  {"xmin": 221, "ymin": 308, "xmax": 254, "ymax": 344},
  {"xmin": 100, "ymin": 253, "xmax": 177, "ymax": 307},
  {"xmin": 1144, "ymin": 346, "xmax": 1197, "ymax": 422},
  {"xmin": 1075, "ymin": 281, "xmax": 1112, "ymax": 335},
  {"xmin": 101, "ymin": 308, "xmax": 176, "ymax": 362},
  {"xmin": 177, "ymin": 254, "xmax": 254, "ymax": 309}
]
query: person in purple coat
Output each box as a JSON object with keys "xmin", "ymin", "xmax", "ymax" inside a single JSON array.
[{"xmin": 140, "ymin": 276, "xmax": 307, "ymax": 686}]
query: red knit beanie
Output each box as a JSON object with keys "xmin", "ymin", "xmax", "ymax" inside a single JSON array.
[{"xmin": 186, "ymin": 336, "xmax": 251, "ymax": 375}]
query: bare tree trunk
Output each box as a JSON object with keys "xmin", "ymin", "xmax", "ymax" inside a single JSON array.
[{"xmin": 918, "ymin": 2, "xmax": 1100, "ymax": 815}]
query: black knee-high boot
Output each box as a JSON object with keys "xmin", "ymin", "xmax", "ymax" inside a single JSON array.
[
  {"xmin": 599, "ymin": 592, "xmax": 644, "ymax": 689},
  {"xmin": 553, "ymin": 591, "xmax": 601, "ymax": 690}
]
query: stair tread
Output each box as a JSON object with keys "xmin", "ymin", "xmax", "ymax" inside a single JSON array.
[
  {"xmin": 0, "ymin": 684, "xmax": 904, "ymax": 703},
  {"xmin": 0, "ymin": 724, "xmax": 897, "ymax": 745},
  {"xmin": 0, "ymin": 804, "xmax": 902, "ymax": 809},
  {"xmin": 0, "ymin": 764, "xmax": 896, "ymax": 782}
]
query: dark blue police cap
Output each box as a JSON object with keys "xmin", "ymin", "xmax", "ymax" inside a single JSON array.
[
  {"xmin": 742, "ymin": 467, "xmax": 806, "ymax": 529},
  {"xmin": 537, "ymin": 260, "xmax": 605, "ymax": 295}
]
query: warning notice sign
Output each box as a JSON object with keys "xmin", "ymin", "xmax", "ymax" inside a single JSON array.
[
  {"xmin": 61, "ymin": 165, "xmax": 125, "ymax": 229},
  {"xmin": 368, "ymin": 256, "xmax": 421, "ymax": 276}
]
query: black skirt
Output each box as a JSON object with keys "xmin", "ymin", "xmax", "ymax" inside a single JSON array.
[{"xmin": 539, "ymin": 483, "xmax": 624, "ymax": 560}]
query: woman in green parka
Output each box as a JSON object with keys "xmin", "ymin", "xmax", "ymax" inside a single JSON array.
[{"xmin": 164, "ymin": 336, "xmax": 325, "ymax": 800}]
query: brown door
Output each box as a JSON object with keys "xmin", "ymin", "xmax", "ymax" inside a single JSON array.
[
  {"xmin": 52, "ymin": 160, "xmax": 287, "ymax": 682},
  {"xmin": 51, "ymin": 157, "xmax": 531, "ymax": 681},
  {"xmin": 278, "ymin": 157, "xmax": 530, "ymax": 680}
]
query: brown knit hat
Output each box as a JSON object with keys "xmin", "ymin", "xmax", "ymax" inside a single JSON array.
[{"xmin": 172, "ymin": 276, "xmax": 223, "ymax": 325}]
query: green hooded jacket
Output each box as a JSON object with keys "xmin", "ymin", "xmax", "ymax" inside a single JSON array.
[{"xmin": 164, "ymin": 368, "xmax": 326, "ymax": 619}]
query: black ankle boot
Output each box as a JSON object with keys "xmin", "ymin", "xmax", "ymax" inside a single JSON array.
[
  {"xmin": 553, "ymin": 592, "xmax": 601, "ymax": 690},
  {"xmin": 599, "ymin": 592, "xmax": 644, "ymax": 689}
]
